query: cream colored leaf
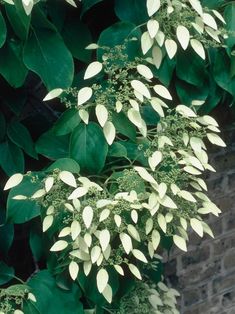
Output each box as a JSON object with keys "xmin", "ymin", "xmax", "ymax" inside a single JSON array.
[
  {"xmin": 95, "ymin": 104, "xmax": 108, "ymax": 127},
  {"xmin": 4, "ymin": 173, "xmax": 23, "ymax": 190},
  {"xmin": 127, "ymin": 224, "xmax": 140, "ymax": 242},
  {"xmin": 77, "ymin": 87, "xmax": 93, "ymax": 106},
  {"xmin": 102, "ymin": 284, "xmax": 112, "ymax": 303},
  {"xmin": 148, "ymin": 241, "xmax": 154, "ymax": 258},
  {"xmin": 103, "ymin": 121, "xmax": 116, "ymax": 145},
  {"xmin": 31, "ymin": 189, "xmax": 46, "ymax": 199},
  {"xmin": 137, "ymin": 64, "xmax": 153, "ymax": 79},
  {"xmin": 79, "ymin": 109, "xmax": 89, "ymax": 124},
  {"xmin": 50, "ymin": 240, "xmax": 68, "ymax": 252},
  {"xmin": 180, "ymin": 217, "xmax": 187, "ymax": 230},
  {"xmin": 173, "ymin": 235, "xmax": 187, "ymax": 252},
  {"xmin": 157, "ymin": 213, "xmax": 167, "ymax": 233},
  {"xmin": 127, "ymin": 108, "xmax": 142, "ymax": 128},
  {"xmin": 176, "ymin": 25, "xmax": 190, "ymax": 50},
  {"xmin": 115, "ymin": 100, "xmax": 123, "ymax": 112},
  {"xmin": 165, "ymin": 39, "xmax": 177, "ymax": 59},
  {"xmin": 12, "ymin": 195, "xmax": 27, "ymax": 200},
  {"xmin": 68, "ymin": 187, "xmax": 88, "ymax": 200},
  {"xmin": 59, "ymin": 171, "xmax": 77, "ymax": 188},
  {"xmin": 128, "ymin": 263, "xmax": 142, "ymax": 279},
  {"xmin": 97, "ymin": 268, "xmax": 109, "ymax": 293},
  {"xmin": 152, "ymin": 46, "xmax": 163, "ymax": 69},
  {"xmin": 151, "ymin": 229, "xmax": 160, "ymax": 250},
  {"xmin": 132, "ymin": 249, "xmax": 148, "ymax": 263},
  {"xmin": 188, "ymin": 0, "xmax": 203, "ymax": 16},
  {"xmin": 84, "ymin": 61, "xmax": 103, "ymax": 80},
  {"xmin": 190, "ymin": 218, "xmax": 203, "ymax": 237},
  {"xmin": 153, "ymin": 84, "xmax": 172, "ymax": 100},
  {"xmin": 69, "ymin": 261, "xmax": 79, "ymax": 280},
  {"xmin": 65, "ymin": 0, "xmax": 77, "ymax": 7},
  {"xmin": 190, "ymin": 39, "xmax": 205, "ymax": 59},
  {"xmin": 148, "ymin": 151, "xmax": 162, "ymax": 171},
  {"xmin": 147, "ymin": 19, "xmax": 159, "ymax": 38},
  {"xmin": 28, "ymin": 292, "xmax": 36, "ymax": 302},
  {"xmin": 178, "ymin": 190, "xmax": 196, "ymax": 202},
  {"xmin": 22, "ymin": 0, "xmax": 33, "ymax": 15},
  {"xmin": 99, "ymin": 229, "xmax": 110, "ymax": 252},
  {"xmin": 147, "ymin": 0, "xmax": 161, "ymax": 16},
  {"xmin": 114, "ymin": 265, "xmax": 124, "ymax": 276},
  {"xmin": 155, "ymin": 30, "xmax": 165, "ymax": 47},
  {"xmin": 197, "ymin": 115, "xmax": 218, "ymax": 126},
  {"xmin": 212, "ymin": 10, "xmax": 226, "ymax": 24},
  {"xmin": 58, "ymin": 227, "xmax": 71, "ymax": 237},
  {"xmin": 84, "ymin": 233, "xmax": 92, "ymax": 247},
  {"xmin": 82, "ymin": 206, "xmax": 93, "ymax": 229},
  {"xmin": 43, "ymin": 88, "xmax": 63, "ymax": 101},
  {"xmin": 202, "ymin": 222, "xmax": 214, "ymax": 238},
  {"xmin": 205, "ymin": 27, "xmax": 220, "ymax": 42},
  {"xmin": 71, "ymin": 220, "xmax": 81, "ymax": 240},
  {"xmin": 134, "ymin": 166, "xmax": 158, "ymax": 184},
  {"xmin": 85, "ymin": 43, "xmax": 99, "ymax": 50},
  {"xmin": 176, "ymin": 105, "xmax": 196, "ymax": 117},
  {"xmin": 99, "ymin": 209, "xmax": 110, "ymax": 222},
  {"xmin": 45, "ymin": 176, "xmax": 54, "ymax": 192},
  {"xmin": 207, "ymin": 133, "xmax": 226, "ymax": 147},
  {"xmin": 184, "ymin": 166, "xmax": 201, "ymax": 175},
  {"xmin": 14, "ymin": 311, "xmax": 24, "ymax": 314},
  {"xmin": 190, "ymin": 137, "xmax": 203, "ymax": 152},
  {"xmin": 146, "ymin": 218, "xmax": 154, "ymax": 235},
  {"xmin": 120, "ymin": 232, "xmax": 132, "ymax": 254},
  {"xmin": 131, "ymin": 80, "xmax": 151, "ymax": 98},
  {"xmin": 42, "ymin": 215, "xmax": 53, "ymax": 232},
  {"xmin": 114, "ymin": 214, "xmax": 122, "ymax": 228},
  {"xmin": 158, "ymin": 182, "xmax": 167, "ymax": 199},
  {"xmin": 141, "ymin": 31, "xmax": 154, "ymax": 55},
  {"xmin": 131, "ymin": 210, "xmax": 138, "ymax": 223},
  {"xmin": 203, "ymin": 13, "xmax": 217, "ymax": 30},
  {"xmin": 91, "ymin": 245, "xmax": 102, "ymax": 264},
  {"xmin": 83, "ymin": 261, "xmax": 92, "ymax": 276},
  {"xmin": 159, "ymin": 195, "xmax": 177, "ymax": 209}
]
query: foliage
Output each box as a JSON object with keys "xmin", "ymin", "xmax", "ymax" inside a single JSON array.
[{"xmin": 0, "ymin": 0, "xmax": 233, "ymax": 313}]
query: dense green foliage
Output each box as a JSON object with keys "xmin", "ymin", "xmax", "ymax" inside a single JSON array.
[{"xmin": 0, "ymin": 0, "xmax": 234, "ymax": 313}]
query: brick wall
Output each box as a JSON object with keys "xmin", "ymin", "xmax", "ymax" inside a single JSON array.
[{"xmin": 164, "ymin": 128, "xmax": 235, "ymax": 314}]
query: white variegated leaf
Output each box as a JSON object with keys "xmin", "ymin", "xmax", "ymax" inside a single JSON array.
[
  {"xmin": 155, "ymin": 30, "xmax": 165, "ymax": 47},
  {"xmin": 190, "ymin": 218, "xmax": 203, "ymax": 237},
  {"xmin": 127, "ymin": 108, "xmax": 143, "ymax": 128},
  {"xmin": 148, "ymin": 151, "xmax": 162, "ymax": 171},
  {"xmin": 146, "ymin": 218, "xmax": 154, "ymax": 235},
  {"xmin": 69, "ymin": 261, "xmax": 79, "ymax": 280},
  {"xmin": 83, "ymin": 261, "xmax": 92, "ymax": 276},
  {"xmin": 99, "ymin": 209, "xmax": 110, "ymax": 222},
  {"xmin": 176, "ymin": 25, "xmax": 190, "ymax": 50},
  {"xmin": 68, "ymin": 187, "xmax": 88, "ymax": 200},
  {"xmin": 127, "ymin": 224, "xmax": 140, "ymax": 242},
  {"xmin": 173, "ymin": 235, "xmax": 187, "ymax": 251},
  {"xmin": 43, "ymin": 88, "xmax": 63, "ymax": 101},
  {"xmin": 4, "ymin": 173, "xmax": 23, "ymax": 190},
  {"xmin": 71, "ymin": 220, "xmax": 81, "ymax": 240},
  {"xmin": 102, "ymin": 284, "xmax": 112, "ymax": 303},
  {"xmin": 77, "ymin": 87, "xmax": 93, "ymax": 106},
  {"xmin": 103, "ymin": 121, "xmax": 116, "ymax": 145},
  {"xmin": 212, "ymin": 10, "xmax": 226, "ymax": 24},
  {"xmin": 50, "ymin": 240, "xmax": 68, "ymax": 252},
  {"xmin": 178, "ymin": 190, "xmax": 196, "ymax": 202},
  {"xmin": 114, "ymin": 214, "xmax": 122, "ymax": 228},
  {"xmin": 207, "ymin": 133, "xmax": 226, "ymax": 147},
  {"xmin": 152, "ymin": 46, "xmax": 163, "ymax": 69},
  {"xmin": 153, "ymin": 84, "xmax": 172, "ymax": 100},
  {"xmin": 79, "ymin": 109, "xmax": 89, "ymax": 124},
  {"xmin": 120, "ymin": 232, "xmax": 132, "ymax": 254},
  {"xmin": 157, "ymin": 213, "xmax": 167, "ymax": 233},
  {"xmin": 97, "ymin": 268, "xmax": 109, "ymax": 293},
  {"xmin": 190, "ymin": 39, "xmax": 205, "ymax": 59},
  {"xmin": 45, "ymin": 176, "xmax": 54, "ymax": 192},
  {"xmin": 131, "ymin": 80, "xmax": 151, "ymax": 98},
  {"xmin": 176, "ymin": 105, "xmax": 196, "ymax": 117},
  {"xmin": 165, "ymin": 39, "xmax": 177, "ymax": 59},
  {"xmin": 96, "ymin": 105, "xmax": 108, "ymax": 127},
  {"xmin": 159, "ymin": 195, "xmax": 177, "ymax": 209},
  {"xmin": 151, "ymin": 229, "xmax": 160, "ymax": 250},
  {"xmin": 137, "ymin": 64, "xmax": 153, "ymax": 79},
  {"xmin": 114, "ymin": 265, "xmax": 124, "ymax": 276},
  {"xmin": 42, "ymin": 215, "xmax": 53, "ymax": 232},
  {"xmin": 141, "ymin": 31, "xmax": 154, "ymax": 54},
  {"xmin": 132, "ymin": 249, "xmax": 148, "ymax": 263},
  {"xmin": 203, "ymin": 13, "xmax": 217, "ymax": 30},
  {"xmin": 91, "ymin": 246, "xmax": 102, "ymax": 264},
  {"xmin": 147, "ymin": 19, "xmax": 159, "ymax": 38},
  {"xmin": 84, "ymin": 61, "xmax": 103, "ymax": 80},
  {"xmin": 134, "ymin": 166, "xmax": 158, "ymax": 184},
  {"xmin": 58, "ymin": 227, "xmax": 71, "ymax": 237},
  {"xmin": 147, "ymin": 0, "xmax": 161, "ymax": 16},
  {"xmin": 128, "ymin": 263, "xmax": 142, "ymax": 279},
  {"xmin": 82, "ymin": 206, "xmax": 93, "ymax": 229},
  {"xmin": 59, "ymin": 171, "xmax": 77, "ymax": 188},
  {"xmin": 188, "ymin": 0, "xmax": 203, "ymax": 16},
  {"xmin": 99, "ymin": 229, "xmax": 110, "ymax": 252}
]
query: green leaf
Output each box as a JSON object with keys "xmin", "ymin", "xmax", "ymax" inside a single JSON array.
[
  {"xmin": 213, "ymin": 50, "xmax": 235, "ymax": 98},
  {"xmin": 0, "ymin": 262, "xmax": 15, "ymax": 285},
  {"xmin": 0, "ymin": 140, "xmax": 24, "ymax": 176},
  {"xmin": 0, "ymin": 209, "xmax": 14, "ymax": 256},
  {"xmin": 53, "ymin": 108, "xmax": 81, "ymax": 136},
  {"xmin": 46, "ymin": 158, "xmax": 80, "ymax": 173},
  {"xmin": 224, "ymin": 3, "xmax": 235, "ymax": 48},
  {"xmin": 61, "ymin": 17, "xmax": 92, "ymax": 63},
  {"xmin": 0, "ymin": 40, "xmax": 28, "ymax": 87},
  {"xmin": 176, "ymin": 79, "xmax": 209, "ymax": 106},
  {"xmin": 97, "ymin": 22, "xmax": 141, "ymax": 61},
  {"xmin": 201, "ymin": 0, "xmax": 226, "ymax": 9},
  {"xmin": 0, "ymin": 12, "xmax": 6, "ymax": 48},
  {"xmin": 6, "ymin": 175, "xmax": 41, "ymax": 223},
  {"xmin": 120, "ymin": 140, "xmax": 148, "ymax": 166},
  {"xmin": 152, "ymin": 56, "xmax": 176, "ymax": 86},
  {"xmin": 114, "ymin": 0, "xmax": 148, "ymax": 24},
  {"xmin": 231, "ymin": 55, "xmax": 235, "ymax": 78},
  {"xmin": 141, "ymin": 106, "xmax": 160, "ymax": 125},
  {"xmin": 70, "ymin": 122, "xmax": 108, "ymax": 174},
  {"xmin": 27, "ymin": 270, "xmax": 83, "ymax": 314},
  {"xmin": 23, "ymin": 10, "xmax": 74, "ymax": 89},
  {"xmin": 176, "ymin": 50, "xmax": 207, "ymax": 86},
  {"xmin": 36, "ymin": 131, "xmax": 70, "ymax": 160},
  {"xmin": 112, "ymin": 112, "xmax": 136, "ymax": 141},
  {"xmin": 81, "ymin": 0, "xmax": 104, "ymax": 16},
  {"xmin": 7, "ymin": 121, "xmax": 37, "ymax": 159},
  {"xmin": 0, "ymin": 112, "xmax": 6, "ymax": 142},
  {"xmin": 108, "ymin": 142, "xmax": 127, "ymax": 158},
  {"xmin": 30, "ymin": 221, "xmax": 44, "ymax": 262},
  {"xmin": 5, "ymin": 0, "xmax": 30, "ymax": 41}
]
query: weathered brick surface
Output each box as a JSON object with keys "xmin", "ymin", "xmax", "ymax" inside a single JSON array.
[{"xmin": 164, "ymin": 129, "xmax": 235, "ymax": 313}]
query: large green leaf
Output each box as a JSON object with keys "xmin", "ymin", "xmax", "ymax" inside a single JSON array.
[
  {"xmin": 36, "ymin": 131, "xmax": 70, "ymax": 160},
  {"xmin": 97, "ymin": 22, "xmax": 141, "ymax": 61},
  {"xmin": 81, "ymin": 0, "xmax": 104, "ymax": 16},
  {"xmin": 70, "ymin": 122, "xmax": 108, "ymax": 174},
  {"xmin": 27, "ymin": 270, "xmax": 83, "ymax": 314},
  {"xmin": 0, "ymin": 140, "xmax": 24, "ymax": 176},
  {"xmin": 0, "ymin": 112, "xmax": 6, "ymax": 142},
  {"xmin": 53, "ymin": 108, "xmax": 81, "ymax": 136},
  {"xmin": 176, "ymin": 79, "xmax": 209, "ymax": 106},
  {"xmin": 0, "ymin": 12, "xmax": 6, "ymax": 48},
  {"xmin": 152, "ymin": 56, "xmax": 176, "ymax": 86},
  {"xmin": 5, "ymin": 0, "xmax": 30, "ymax": 41},
  {"xmin": 0, "ymin": 209, "xmax": 14, "ymax": 256},
  {"xmin": 112, "ymin": 112, "xmax": 136, "ymax": 141},
  {"xmin": 0, "ymin": 262, "xmax": 15, "ymax": 285},
  {"xmin": 7, "ymin": 175, "xmax": 42, "ymax": 223},
  {"xmin": 7, "ymin": 121, "xmax": 37, "ymax": 159},
  {"xmin": 201, "ymin": 0, "xmax": 227, "ymax": 9},
  {"xmin": 224, "ymin": 3, "xmax": 235, "ymax": 49},
  {"xmin": 46, "ymin": 158, "xmax": 80, "ymax": 173},
  {"xmin": 176, "ymin": 50, "xmax": 207, "ymax": 86},
  {"xmin": 61, "ymin": 17, "xmax": 92, "ymax": 63},
  {"xmin": 213, "ymin": 50, "xmax": 235, "ymax": 98},
  {"xmin": 0, "ymin": 40, "xmax": 28, "ymax": 87},
  {"xmin": 23, "ymin": 10, "xmax": 74, "ymax": 89},
  {"xmin": 114, "ymin": 0, "xmax": 148, "ymax": 24}
]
